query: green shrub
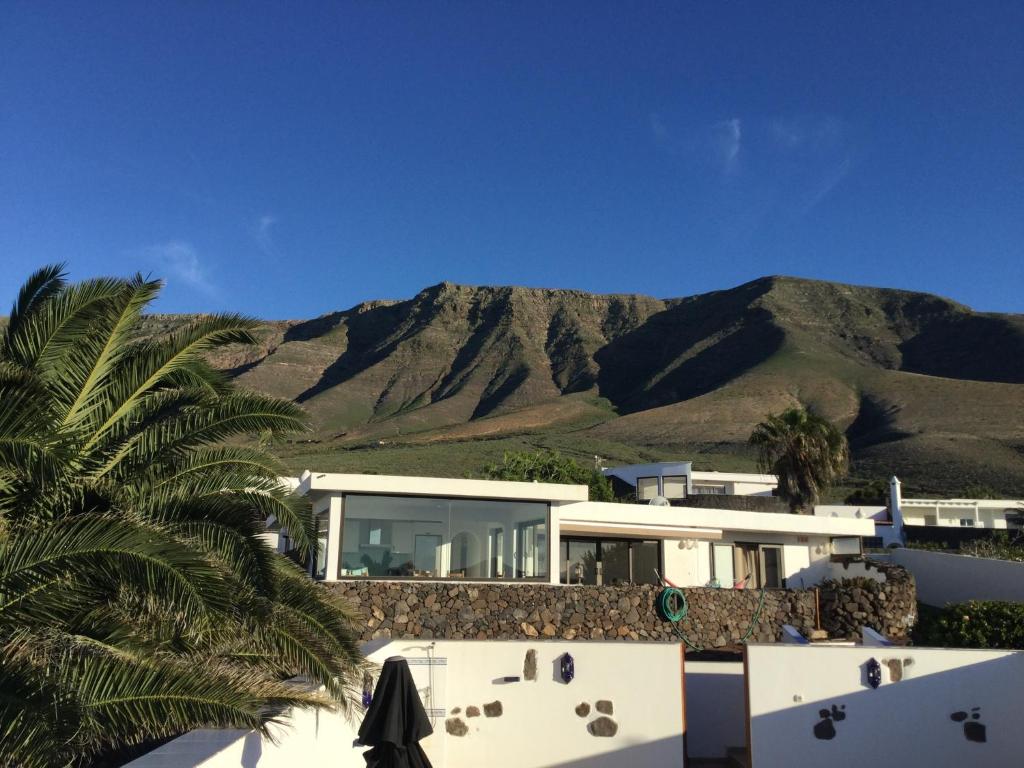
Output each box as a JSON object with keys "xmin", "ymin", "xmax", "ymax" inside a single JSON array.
[
  {"xmin": 960, "ymin": 532, "xmax": 1024, "ymax": 562},
  {"xmin": 914, "ymin": 601, "xmax": 1024, "ymax": 649},
  {"xmin": 905, "ymin": 540, "xmax": 951, "ymax": 552},
  {"xmin": 483, "ymin": 449, "xmax": 614, "ymax": 501}
]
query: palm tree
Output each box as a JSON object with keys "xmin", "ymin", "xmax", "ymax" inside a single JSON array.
[
  {"xmin": 0, "ymin": 266, "xmax": 361, "ymax": 767},
  {"xmin": 749, "ymin": 407, "xmax": 849, "ymax": 513}
]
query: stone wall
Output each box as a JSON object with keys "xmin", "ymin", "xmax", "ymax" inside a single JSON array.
[
  {"xmin": 819, "ymin": 559, "xmax": 917, "ymax": 641},
  {"xmin": 329, "ymin": 561, "xmax": 915, "ymax": 648}
]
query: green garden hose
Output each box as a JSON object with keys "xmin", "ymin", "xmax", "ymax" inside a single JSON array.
[
  {"xmin": 657, "ymin": 586, "xmax": 704, "ymax": 651},
  {"xmin": 657, "ymin": 584, "xmax": 769, "ymax": 651}
]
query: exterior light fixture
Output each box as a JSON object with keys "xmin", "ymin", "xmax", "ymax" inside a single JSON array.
[{"xmin": 560, "ymin": 652, "xmax": 575, "ymax": 684}]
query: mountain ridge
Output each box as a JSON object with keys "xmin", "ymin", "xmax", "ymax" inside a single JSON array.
[{"xmin": 129, "ymin": 275, "xmax": 1024, "ymax": 496}]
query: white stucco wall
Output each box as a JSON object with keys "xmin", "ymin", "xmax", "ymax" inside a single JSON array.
[
  {"xmin": 890, "ymin": 548, "xmax": 1024, "ymax": 606},
  {"xmin": 661, "ymin": 539, "xmax": 712, "ymax": 585},
  {"xmin": 746, "ymin": 644, "xmax": 1024, "ymax": 767},
  {"xmin": 684, "ymin": 661, "xmax": 746, "ymax": 759},
  {"xmin": 130, "ymin": 640, "xmax": 685, "ymax": 768}
]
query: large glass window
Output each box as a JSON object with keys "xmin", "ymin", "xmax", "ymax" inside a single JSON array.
[
  {"xmin": 711, "ymin": 543, "xmax": 735, "ymax": 587},
  {"xmin": 693, "ymin": 483, "xmax": 727, "ymax": 495},
  {"xmin": 340, "ymin": 495, "xmax": 548, "ymax": 580},
  {"xmin": 314, "ymin": 512, "xmax": 329, "ymax": 580},
  {"xmin": 662, "ymin": 475, "xmax": 688, "ymax": 499},
  {"xmin": 636, "ymin": 477, "xmax": 659, "ymax": 501},
  {"xmin": 560, "ymin": 538, "xmax": 661, "ymax": 586}
]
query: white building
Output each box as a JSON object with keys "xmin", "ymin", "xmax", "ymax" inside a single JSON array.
[
  {"xmin": 824, "ymin": 477, "xmax": 1024, "ymax": 547},
  {"xmin": 600, "ymin": 461, "xmax": 777, "ymax": 500},
  {"xmin": 291, "ymin": 470, "xmax": 870, "ymax": 590}
]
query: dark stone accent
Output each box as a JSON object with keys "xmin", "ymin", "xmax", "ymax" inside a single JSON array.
[
  {"xmin": 466, "ymin": 706, "xmax": 480, "ymax": 718},
  {"xmin": 595, "ymin": 700, "xmax": 613, "ymax": 715},
  {"xmin": 483, "ymin": 701, "xmax": 503, "ymax": 718},
  {"xmin": 446, "ymin": 718, "xmax": 468, "ymax": 736},
  {"xmin": 450, "ymin": 707, "xmax": 461, "ymax": 715},
  {"xmin": 884, "ymin": 658, "xmax": 903, "ymax": 682},
  {"xmin": 588, "ymin": 716, "xmax": 618, "ymax": 737},
  {"xmin": 524, "ymin": 649, "xmax": 537, "ymax": 681},
  {"xmin": 575, "ymin": 703, "xmax": 591, "ymax": 718},
  {"xmin": 328, "ymin": 560, "xmax": 915, "ymax": 645}
]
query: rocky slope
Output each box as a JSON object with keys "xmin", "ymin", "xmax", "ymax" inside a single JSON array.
[{"xmin": 162, "ymin": 276, "xmax": 1024, "ymax": 496}]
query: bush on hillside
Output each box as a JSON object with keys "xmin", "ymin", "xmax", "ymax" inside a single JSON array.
[
  {"xmin": 483, "ymin": 449, "xmax": 614, "ymax": 501},
  {"xmin": 960, "ymin": 532, "xmax": 1024, "ymax": 562},
  {"xmin": 913, "ymin": 601, "xmax": 1024, "ymax": 649}
]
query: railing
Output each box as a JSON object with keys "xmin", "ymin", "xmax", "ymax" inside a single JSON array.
[{"xmin": 670, "ymin": 495, "xmax": 790, "ymax": 514}]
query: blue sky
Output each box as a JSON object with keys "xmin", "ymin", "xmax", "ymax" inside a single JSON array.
[{"xmin": 1, "ymin": 1, "xmax": 1022, "ymax": 317}]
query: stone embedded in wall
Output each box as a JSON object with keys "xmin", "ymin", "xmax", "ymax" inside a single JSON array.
[
  {"xmin": 446, "ymin": 718, "xmax": 468, "ymax": 737},
  {"xmin": 595, "ymin": 700, "xmax": 613, "ymax": 715},
  {"xmin": 575, "ymin": 703, "xmax": 591, "ymax": 718},
  {"xmin": 587, "ymin": 716, "xmax": 619, "ymax": 737},
  {"xmin": 326, "ymin": 562, "xmax": 915, "ymax": 647},
  {"xmin": 884, "ymin": 658, "xmax": 904, "ymax": 682},
  {"xmin": 483, "ymin": 701, "xmax": 503, "ymax": 718},
  {"xmin": 466, "ymin": 705, "xmax": 480, "ymax": 718},
  {"xmin": 450, "ymin": 707, "xmax": 461, "ymax": 715},
  {"xmin": 524, "ymin": 649, "xmax": 537, "ymax": 681}
]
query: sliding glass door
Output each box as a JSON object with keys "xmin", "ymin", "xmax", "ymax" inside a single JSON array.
[{"xmin": 559, "ymin": 537, "xmax": 661, "ymax": 586}]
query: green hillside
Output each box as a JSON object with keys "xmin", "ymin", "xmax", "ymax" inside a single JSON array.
[{"xmin": 142, "ymin": 276, "xmax": 1024, "ymax": 497}]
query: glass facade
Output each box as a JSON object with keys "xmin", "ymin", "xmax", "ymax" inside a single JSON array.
[
  {"xmin": 314, "ymin": 511, "xmax": 329, "ymax": 580},
  {"xmin": 560, "ymin": 537, "xmax": 661, "ymax": 586},
  {"xmin": 339, "ymin": 494, "xmax": 548, "ymax": 579}
]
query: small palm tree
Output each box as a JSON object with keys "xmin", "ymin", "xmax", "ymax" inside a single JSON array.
[
  {"xmin": 0, "ymin": 266, "xmax": 361, "ymax": 766},
  {"xmin": 749, "ymin": 407, "xmax": 849, "ymax": 513}
]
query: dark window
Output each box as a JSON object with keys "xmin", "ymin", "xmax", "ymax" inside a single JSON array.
[{"xmin": 560, "ymin": 538, "xmax": 661, "ymax": 585}]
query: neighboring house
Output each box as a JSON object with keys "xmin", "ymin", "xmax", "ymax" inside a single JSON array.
[
  {"xmin": 814, "ymin": 476, "xmax": 1024, "ymax": 548},
  {"xmin": 289, "ymin": 470, "xmax": 870, "ymax": 590},
  {"xmin": 813, "ymin": 503, "xmax": 898, "ymax": 548},
  {"xmin": 600, "ymin": 461, "xmax": 777, "ymax": 501},
  {"xmin": 895, "ymin": 480, "xmax": 1024, "ymax": 545}
]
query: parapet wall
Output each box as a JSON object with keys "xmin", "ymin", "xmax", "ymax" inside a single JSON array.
[{"xmin": 328, "ymin": 561, "xmax": 916, "ymax": 646}]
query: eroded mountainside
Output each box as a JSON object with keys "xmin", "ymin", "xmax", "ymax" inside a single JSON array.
[{"xmin": 146, "ymin": 276, "xmax": 1024, "ymax": 496}]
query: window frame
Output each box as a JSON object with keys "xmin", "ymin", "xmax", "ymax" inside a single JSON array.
[
  {"xmin": 662, "ymin": 475, "xmax": 688, "ymax": 499},
  {"xmin": 337, "ymin": 492, "xmax": 552, "ymax": 582},
  {"xmin": 559, "ymin": 535, "xmax": 663, "ymax": 586},
  {"xmin": 710, "ymin": 542, "xmax": 736, "ymax": 587},
  {"xmin": 757, "ymin": 544, "xmax": 785, "ymax": 589},
  {"xmin": 636, "ymin": 476, "xmax": 660, "ymax": 501}
]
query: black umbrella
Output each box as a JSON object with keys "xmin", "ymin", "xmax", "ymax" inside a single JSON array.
[{"xmin": 358, "ymin": 656, "xmax": 435, "ymax": 768}]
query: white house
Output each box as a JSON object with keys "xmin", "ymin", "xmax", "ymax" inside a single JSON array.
[
  {"xmin": 822, "ymin": 476, "xmax": 1024, "ymax": 548},
  {"xmin": 600, "ymin": 461, "xmax": 777, "ymax": 500},
  {"xmin": 291, "ymin": 471, "xmax": 871, "ymax": 590}
]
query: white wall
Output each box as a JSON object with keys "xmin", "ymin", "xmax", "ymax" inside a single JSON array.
[
  {"xmin": 788, "ymin": 557, "xmax": 889, "ymax": 590},
  {"xmin": 131, "ymin": 640, "xmax": 685, "ymax": 768},
  {"xmin": 728, "ymin": 481, "xmax": 776, "ymax": 497},
  {"xmin": 814, "ymin": 504, "xmax": 888, "ymax": 522},
  {"xmin": 746, "ymin": 644, "xmax": 1024, "ymax": 767},
  {"xmin": 662, "ymin": 539, "xmax": 711, "ymax": 586},
  {"xmin": 685, "ymin": 661, "xmax": 745, "ymax": 759},
  {"xmin": 890, "ymin": 548, "xmax": 1024, "ymax": 606}
]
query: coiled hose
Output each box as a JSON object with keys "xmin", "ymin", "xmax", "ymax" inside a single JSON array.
[
  {"xmin": 657, "ymin": 583, "xmax": 769, "ymax": 651},
  {"xmin": 657, "ymin": 586, "xmax": 703, "ymax": 651}
]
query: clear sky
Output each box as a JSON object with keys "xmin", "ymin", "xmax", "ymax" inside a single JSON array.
[{"xmin": 2, "ymin": 1, "xmax": 1022, "ymax": 317}]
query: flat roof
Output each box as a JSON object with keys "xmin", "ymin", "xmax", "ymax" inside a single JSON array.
[
  {"xmin": 691, "ymin": 470, "xmax": 778, "ymax": 484},
  {"xmin": 296, "ymin": 471, "xmax": 589, "ymax": 503},
  {"xmin": 558, "ymin": 501, "xmax": 874, "ymax": 537}
]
